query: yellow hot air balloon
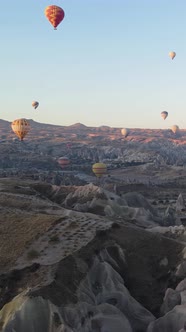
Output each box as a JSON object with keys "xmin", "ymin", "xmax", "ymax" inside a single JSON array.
[
  {"xmin": 92, "ymin": 163, "xmax": 107, "ymax": 178},
  {"xmin": 161, "ymin": 111, "xmax": 168, "ymax": 120},
  {"xmin": 32, "ymin": 101, "xmax": 39, "ymax": 109},
  {"xmin": 171, "ymin": 125, "xmax": 179, "ymax": 134},
  {"xmin": 11, "ymin": 119, "xmax": 30, "ymax": 141},
  {"xmin": 121, "ymin": 128, "xmax": 129, "ymax": 137},
  {"xmin": 169, "ymin": 51, "xmax": 176, "ymax": 60}
]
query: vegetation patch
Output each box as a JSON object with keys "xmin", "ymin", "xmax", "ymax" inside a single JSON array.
[
  {"xmin": 27, "ymin": 249, "xmax": 40, "ymax": 260},
  {"xmin": 49, "ymin": 234, "xmax": 60, "ymax": 243}
]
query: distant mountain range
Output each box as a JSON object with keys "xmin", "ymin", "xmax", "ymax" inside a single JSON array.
[
  {"xmin": 0, "ymin": 119, "xmax": 186, "ymax": 144},
  {"xmin": 1, "ymin": 118, "xmax": 185, "ymax": 132}
]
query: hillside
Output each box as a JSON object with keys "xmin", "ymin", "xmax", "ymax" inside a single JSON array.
[{"xmin": 0, "ymin": 119, "xmax": 186, "ymax": 330}]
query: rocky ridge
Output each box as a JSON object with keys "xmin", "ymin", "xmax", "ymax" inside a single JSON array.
[{"xmin": 0, "ymin": 179, "xmax": 186, "ymax": 330}]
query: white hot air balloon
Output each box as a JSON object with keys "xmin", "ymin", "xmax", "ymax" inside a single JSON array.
[
  {"xmin": 171, "ymin": 125, "xmax": 179, "ymax": 134},
  {"xmin": 161, "ymin": 111, "xmax": 168, "ymax": 120},
  {"xmin": 169, "ymin": 51, "xmax": 176, "ymax": 60},
  {"xmin": 32, "ymin": 101, "xmax": 39, "ymax": 109},
  {"xmin": 121, "ymin": 128, "xmax": 129, "ymax": 138}
]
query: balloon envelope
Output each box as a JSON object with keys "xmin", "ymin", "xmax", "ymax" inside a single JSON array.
[
  {"xmin": 161, "ymin": 111, "xmax": 168, "ymax": 120},
  {"xmin": 92, "ymin": 163, "xmax": 107, "ymax": 178},
  {"xmin": 45, "ymin": 5, "xmax": 65, "ymax": 29},
  {"xmin": 11, "ymin": 119, "xmax": 30, "ymax": 141},
  {"xmin": 171, "ymin": 125, "xmax": 179, "ymax": 134},
  {"xmin": 121, "ymin": 128, "xmax": 129, "ymax": 137},
  {"xmin": 169, "ymin": 51, "xmax": 176, "ymax": 60},
  {"xmin": 32, "ymin": 101, "xmax": 39, "ymax": 109},
  {"xmin": 58, "ymin": 157, "xmax": 70, "ymax": 168}
]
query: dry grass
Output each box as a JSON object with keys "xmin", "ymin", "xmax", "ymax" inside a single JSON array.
[
  {"xmin": 0, "ymin": 178, "xmax": 65, "ymax": 270},
  {"xmin": 0, "ymin": 192, "xmax": 56, "ymax": 210},
  {"xmin": 0, "ymin": 211, "xmax": 60, "ymax": 270}
]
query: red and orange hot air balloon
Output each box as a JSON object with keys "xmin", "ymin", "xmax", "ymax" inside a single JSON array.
[
  {"xmin": 44, "ymin": 5, "xmax": 65, "ymax": 30},
  {"xmin": 58, "ymin": 156, "xmax": 70, "ymax": 169}
]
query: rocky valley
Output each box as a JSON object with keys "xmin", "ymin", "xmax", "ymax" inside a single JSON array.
[{"xmin": 0, "ymin": 120, "xmax": 186, "ymax": 331}]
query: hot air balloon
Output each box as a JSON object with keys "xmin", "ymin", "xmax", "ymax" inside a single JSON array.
[
  {"xmin": 66, "ymin": 143, "xmax": 72, "ymax": 149},
  {"xmin": 169, "ymin": 51, "xmax": 176, "ymax": 60},
  {"xmin": 45, "ymin": 5, "xmax": 65, "ymax": 30},
  {"xmin": 32, "ymin": 101, "xmax": 39, "ymax": 109},
  {"xmin": 11, "ymin": 119, "xmax": 30, "ymax": 141},
  {"xmin": 121, "ymin": 128, "xmax": 129, "ymax": 137},
  {"xmin": 171, "ymin": 125, "xmax": 179, "ymax": 134},
  {"xmin": 58, "ymin": 156, "xmax": 70, "ymax": 169},
  {"xmin": 161, "ymin": 111, "xmax": 168, "ymax": 120},
  {"xmin": 92, "ymin": 163, "xmax": 107, "ymax": 178}
]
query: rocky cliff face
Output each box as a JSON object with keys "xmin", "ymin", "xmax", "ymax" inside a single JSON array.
[{"xmin": 0, "ymin": 179, "xmax": 186, "ymax": 331}]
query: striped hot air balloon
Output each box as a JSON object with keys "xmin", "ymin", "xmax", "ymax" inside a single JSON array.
[
  {"xmin": 44, "ymin": 5, "xmax": 65, "ymax": 30},
  {"xmin": 92, "ymin": 163, "xmax": 107, "ymax": 178},
  {"xmin": 11, "ymin": 119, "xmax": 30, "ymax": 141}
]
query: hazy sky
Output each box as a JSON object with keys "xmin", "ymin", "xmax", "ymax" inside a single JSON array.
[{"xmin": 1, "ymin": 1, "xmax": 186, "ymax": 128}]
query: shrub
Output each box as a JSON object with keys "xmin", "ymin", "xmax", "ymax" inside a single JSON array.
[
  {"xmin": 49, "ymin": 234, "xmax": 60, "ymax": 243},
  {"xmin": 27, "ymin": 249, "xmax": 40, "ymax": 260}
]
